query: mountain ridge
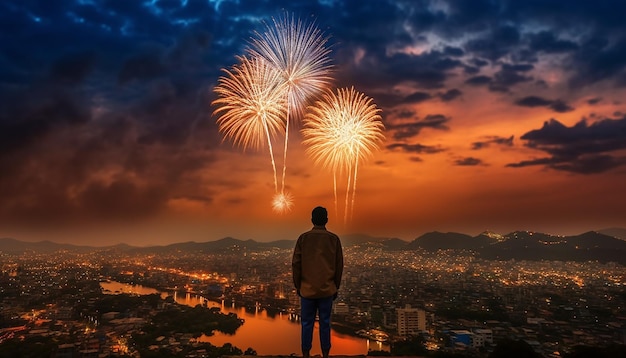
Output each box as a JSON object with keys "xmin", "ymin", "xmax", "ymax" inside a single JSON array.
[{"xmin": 2, "ymin": 228, "xmax": 626, "ymax": 263}]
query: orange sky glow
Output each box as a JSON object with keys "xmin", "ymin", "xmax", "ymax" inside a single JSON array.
[{"xmin": 2, "ymin": 1, "xmax": 626, "ymax": 246}]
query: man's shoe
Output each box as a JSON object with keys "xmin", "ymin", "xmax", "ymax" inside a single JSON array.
[{"xmin": 302, "ymin": 350, "xmax": 310, "ymax": 358}]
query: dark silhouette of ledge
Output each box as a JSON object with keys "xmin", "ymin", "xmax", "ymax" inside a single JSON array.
[{"xmin": 224, "ymin": 356, "xmax": 427, "ymax": 358}]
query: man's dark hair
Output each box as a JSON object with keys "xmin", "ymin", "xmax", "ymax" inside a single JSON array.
[{"xmin": 311, "ymin": 206, "xmax": 328, "ymax": 226}]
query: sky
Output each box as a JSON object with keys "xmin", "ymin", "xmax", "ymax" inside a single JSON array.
[{"xmin": 1, "ymin": 0, "xmax": 626, "ymax": 246}]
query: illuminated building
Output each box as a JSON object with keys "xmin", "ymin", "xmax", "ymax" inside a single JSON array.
[{"xmin": 396, "ymin": 304, "xmax": 426, "ymax": 336}]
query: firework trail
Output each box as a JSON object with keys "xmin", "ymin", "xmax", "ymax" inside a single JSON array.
[
  {"xmin": 212, "ymin": 56, "xmax": 288, "ymax": 195},
  {"xmin": 302, "ymin": 87, "xmax": 384, "ymax": 224},
  {"xmin": 248, "ymin": 13, "xmax": 333, "ymax": 204}
]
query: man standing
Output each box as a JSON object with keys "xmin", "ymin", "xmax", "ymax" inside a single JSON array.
[{"xmin": 292, "ymin": 206, "xmax": 344, "ymax": 358}]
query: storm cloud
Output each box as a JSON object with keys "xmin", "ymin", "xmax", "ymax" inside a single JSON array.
[
  {"xmin": 515, "ymin": 96, "xmax": 575, "ymax": 113},
  {"xmin": 387, "ymin": 114, "xmax": 451, "ymax": 141},
  {"xmin": 507, "ymin": 117, "xmax": 626, "ymax": 174}
]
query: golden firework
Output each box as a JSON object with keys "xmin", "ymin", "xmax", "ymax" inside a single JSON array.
[
  {"xmin": 248, "ymin": 13, "xmax": 334, "ymax": 196},
  {"xmin": 302, "ymin": 87, "xmax": 384, "ymax": 223},
  {"xmin": 272, "ymin": 191, "xmax": 294, "ymax": 214},
  {"xmin": 212, "ymin": 55, "xmax": 288, "ymax": 193}
]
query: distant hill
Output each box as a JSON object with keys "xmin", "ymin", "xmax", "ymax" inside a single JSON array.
[
  {"xmin": 380, "ymin": 238, "xmax": 411, "ymax": 250},
  {"xmin": 125, "ymin": 237, "xmax": 295, "ymax": 254},
  {"xmin": 404, "ymin": 230, "xmax": 626, "ymax": 264},
  {"xmin": 479, "ymin": 231, "xmax": 626, "ymax": 263},
  {"xmin": 0, "ymin": 237, "xmax": 95, "ymax": 254},
  {"xmin": 338, "ymin": 234, "xmax": 409, "ymax": 250},
  {"xmin": 407, "ymin": 231, "xmax": 497, "ymax": 250},
  {"xmin": 3, "ymin": 229, "xmax": 626, "ymax": 264},
  {"xmin": 341, "ymin": 233, "xmax": 404, "ymax": 247},
  {"xmin": 598, "ymin": 227, "xmax": 626, "ymax": 240}
]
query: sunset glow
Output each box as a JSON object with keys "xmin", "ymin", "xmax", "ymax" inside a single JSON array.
[{"xmin": 0, "ymin": 1, "xmax": 625, "ymax": 245}]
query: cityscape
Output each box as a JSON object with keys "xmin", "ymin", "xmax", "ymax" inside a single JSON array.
[
  {"xmin": 1, "ymin": 231, "xmax": 625, "ymax": 357},
  {"xmin": 3, "ymin": 1, "xmax": 626, "ymax": 357}
]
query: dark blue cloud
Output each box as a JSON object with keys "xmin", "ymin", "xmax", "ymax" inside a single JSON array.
[
  {"xmin": 443, "ymin": 46, "xmax": 464, "ymax": 57},
  {"xmin": 507, "ymin": 117, "xmax": 626, "ymax": 173},
  {"xmin": 465, "ymin": 75, "xmax": 492, "ymax": 86},
  {"xmin": 118, "ymin": 51, "xmax": 168, "ymax": 84},
  {"xmin": 49, "ymin": 51, "xmax": 97, "ymax": 85},
  {"xmin": 336, "ymin": 48, "xmax": 463, "ymax": 91},
  {"xmin": 489, "ymin": 63, "xmax": 534, "ymax": 92},
  {"xmin": 515, "ymin": 96, "xmax": 574, "ymax": 113},
  {"xmin": 455, "ymin": 157, "xmax": 484, "ymax": 166},
  {"xmin": 465, "ymin": 25, "xmax": 522, "ymax": 61},
  {"xmin": 587, "ymin": 97, "xmax": 602, "ymax": 105},
  {"xmin": 472, "ymin": 136, "xmax": 514, "ymax": 150},
  {"xmin": 504, "ymin": 0, "xmax": 626, "ymax": 33},
  {"xmin": 569, "ymin": 37, "xmax": 626, "ymax": 88},
  {"xmin": 527, "ymin": 31, "xmax": 578, "ymax": 53},
  {"xmin": 403, "ymin": 91, "xmax": 432, "ymax": 104},
  {"xmin": 386, "ymin": 143, "xmax": 446, "ymax": 155},
  {"xmin": 387, "ymin": 114, "xmax": 450, "ymax": 141},
  {"xmin": 0, "ymin": 89, "xmax": 91, "ymax": 154},
  {"xmin": 434, "ymin": 0, "xmax": 499, "ymax": 37},
  {"xmin": 439, "ymin": 88, "xmax": 462, "ymax": 102}
]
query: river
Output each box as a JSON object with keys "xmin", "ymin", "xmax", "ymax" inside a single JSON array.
[{"xmin": 100, "ymin": 281, "xmax": 389, "ymax": 356}]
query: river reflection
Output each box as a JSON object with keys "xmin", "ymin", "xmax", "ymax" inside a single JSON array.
[{"xmin": 101, "ymin": 281, "xmax": 389, "ymax": 356}]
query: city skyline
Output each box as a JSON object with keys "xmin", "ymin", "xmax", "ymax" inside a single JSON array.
[
  {"xmin": 2, "ymin": 0, "xmax": 626, "ymax": 246},
  {"xmin": 2, "ymin": 236, "xmax": 624, "ymax": 356}
]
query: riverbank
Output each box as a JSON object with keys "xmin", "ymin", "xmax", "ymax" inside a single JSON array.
[
  {"xmin": 101, "ymin": 280, "xmax": 390, "ymax": 355},
  {"xmin": 102, "ymin": 279, "xmax": 388, "ymax": 344}
]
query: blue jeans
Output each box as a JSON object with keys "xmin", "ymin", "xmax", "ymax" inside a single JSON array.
[{"xmin": 300, "ymin": 296, "xmax": 333, "ymax": 353}]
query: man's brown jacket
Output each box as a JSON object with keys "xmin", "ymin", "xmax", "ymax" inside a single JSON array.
[{"xmin": 292, "ymin": 225, "xmax": 344, "ymax": 299}]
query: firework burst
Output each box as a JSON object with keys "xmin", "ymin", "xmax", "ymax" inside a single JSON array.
[
  {"xmin": 302, "ymin": 87, "xmax": 384, "ymax": 224},
  {"xmin": 212, "ymin": 55, "xmax": 288, "ymax": 193},
  {"xmin": 272, "ymin": 191, "xmax": 294, "ymax": 214},
  {"xmin": 248, "ymin": 13, "xmax": 333, "ymax": 198}
]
